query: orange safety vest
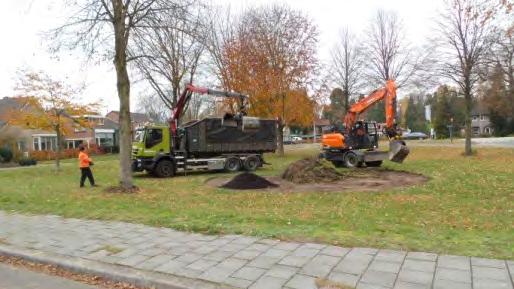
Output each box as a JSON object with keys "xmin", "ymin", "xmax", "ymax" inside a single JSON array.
[{"xmin": 78, "ymin": 151, "xmax": 91, "ymax": 168}]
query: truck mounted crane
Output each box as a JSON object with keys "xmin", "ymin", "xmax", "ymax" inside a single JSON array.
[
  {"xmin": 320, "ymin": 80, "xmax": 409, "ymax": 167},
  {"xmin": 132, "ymin": 84, "xmax": 277, "ymax": 177}
]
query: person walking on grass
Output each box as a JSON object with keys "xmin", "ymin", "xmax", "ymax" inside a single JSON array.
[{"xmin": 78, "ymin": 145, "xmax": 96, "ymax": 187}]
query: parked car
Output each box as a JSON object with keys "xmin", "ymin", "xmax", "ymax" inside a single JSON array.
[
  {"xmin": 403, "ymin": 132, "xmax": 428, "ymax": 140},
  {"xmin": 292, "ymin": 136, "xmax": 303, "ymax": 144}
]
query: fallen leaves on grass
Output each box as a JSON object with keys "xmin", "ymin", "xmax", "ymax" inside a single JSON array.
[
  {"xmin": 0, "ymin": 255, "xmax": 147, "ymax": 289},
  {"xmin": 391, "ymin": 194, "xmax": 434, "ymax": 204},
  {"xmin": 104, "ymin": 186, "xmax": 140, "ymax": 194}
]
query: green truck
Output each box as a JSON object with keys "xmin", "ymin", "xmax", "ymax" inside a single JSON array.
[{"xmin": 131, "ymin": 84, "xmax": 277, "ymax": 177}]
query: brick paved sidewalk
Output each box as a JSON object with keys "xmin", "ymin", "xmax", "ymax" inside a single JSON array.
[{"xmin": 0, "ymin": 211, "xmax": 512, "ymax": 289}]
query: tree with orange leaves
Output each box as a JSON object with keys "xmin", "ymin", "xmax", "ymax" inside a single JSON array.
[
  {"xmin": 7, "ymin": 70, "xmax": 97, "ymax": 170},
  {"xmin": 211, "ymin": 5, "xmax": 319, "ymax": 155}
]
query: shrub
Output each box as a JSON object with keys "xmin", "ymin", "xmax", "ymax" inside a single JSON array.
[
  {"xmin": 0, "ymin": 147, "xmax": 13, "ymax": 163},
  {"xmin": 18, "ymin": 157, "xmax": 37, "ymax": 166},
  {"xmin": 29, "ymin": 145, "xmax": 107, "ymax": 161}
]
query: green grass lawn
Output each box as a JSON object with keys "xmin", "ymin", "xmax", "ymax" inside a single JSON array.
[{"xmin": 0, "ymin": 145, "xmax": 513, "ymax": 259}]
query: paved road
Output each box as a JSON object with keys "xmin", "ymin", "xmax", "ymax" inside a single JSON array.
[
  {"xmin": 404, "ymin": 137, "xmax": 514, "ymax": 148},
  {"xmin": 0, "ymin": 211, "xmax": 513, "ymax": 289},
  {"xmin": 471, "ymin": 137, "xmax": 514, "ymax": 148},
  {"xmin": 0, "ymin": 263, "xmax": 98, "ymax": 289}
]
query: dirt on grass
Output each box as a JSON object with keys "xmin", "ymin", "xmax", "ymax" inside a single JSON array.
[
  {"xmin": 282, "ymin": 157, "xmax": 343, "ymax": 184},
  {"xmin": 207, "ymin": 158, "xmax": 428, "ymax": 193},
  {"xmin": 221, "ymin": 173, "xmax": 279, "ymax": 190},
  {"xmin": 104, "ymin": 185, "xmax": 140, "ymax": 194}
]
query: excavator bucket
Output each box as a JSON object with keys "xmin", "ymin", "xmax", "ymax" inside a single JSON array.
[{"xmin": 389, "ymin": 140, "xmax": 410, "ymax": 163}]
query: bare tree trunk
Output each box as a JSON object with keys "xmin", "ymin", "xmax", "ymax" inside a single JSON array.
[
  {"xmin": 117, "ymin": 69, "xmax": 133, "ymax": 189},
  {"xmin": 464, "ymin": 87, "xmax": 473, "ymax": 156},
  {"xmin": 343, "ymin": 89, "xmax": 349, "ymax": 114},
  {"xmin": 113, "ymin": 0, "xmax": 133, "ymax": 189},
  {"xmin": 55, "ymin": 121, "xmax": 61, "ymax": 171},
  {"xmin": 277, "ymin": 93, "xmax": 285, "ymax": 156},
  {"xmin": 277, "ymin": 121, "xmax": 284, "ymax": 156}
]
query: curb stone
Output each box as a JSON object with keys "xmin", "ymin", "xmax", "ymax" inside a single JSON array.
[{"xmin": 0, "ymin": 244, "xmax": 234, "ymax": 289}]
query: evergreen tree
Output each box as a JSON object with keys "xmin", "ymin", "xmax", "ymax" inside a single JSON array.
[
  {"xmin": 433, "ymin": 86, "xmax": 455, "ymax": 138},
  {"xmin": 405, "ymin": 96, "xmax": 426, "ymax": 132},
  {"xmin": 324, "ymin": 88, "xmax": 346, "ymax": 124},
  {"xmin": 483, "ymin": 64, "xmax": 514, "ymax": 136},
  {"xmin": 366, "ymin": 101, "xmax": 385, "ymax": 123}
]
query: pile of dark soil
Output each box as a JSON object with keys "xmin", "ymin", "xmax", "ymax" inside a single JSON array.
[
  {"xmin": 281, "ymin": 157, "xmax": 343, "ymax": 184},
  {"xmin": 221, "ymin": 173, "xmax": 279, "ymax": 190}
]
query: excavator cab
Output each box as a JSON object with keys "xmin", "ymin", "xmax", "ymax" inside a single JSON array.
[{"xmin": 345, "ymin": 121, "xmax": 379, "ymax": 150}]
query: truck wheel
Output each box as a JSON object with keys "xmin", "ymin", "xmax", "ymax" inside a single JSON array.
[
  {"xmin": 365, "ymin": 161, "xmax": 383, "ymax": 167},
  {"xmin": 344, "ymin": 151, "xmax": 361, "ymax": 168},
  {"xmin": 243, "ymin": 155, "xmax": 260, "ymax": 171},
  {"xmin": 154, "ymin": 160, "xmax": 175, "ymax": 178},
  {"xmin": 224, "ymin": 157, "xmax": 241, "ymax": 172}
]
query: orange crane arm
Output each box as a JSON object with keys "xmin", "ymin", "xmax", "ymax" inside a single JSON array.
[{"xmin": 343, "ymin": 80, "xmax": 398, "ymax": 137}]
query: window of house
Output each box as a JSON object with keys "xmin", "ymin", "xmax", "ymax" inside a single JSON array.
[
  {"xmin": 472, "ymin": 115, "xmax": 478, "ymax": 121},
  {"xmin": 66, "ymin": 140, "xmax": 84, "ymax": 149},
  {"xmin": 484, "ymin": 127, "xmax": 491, "ymax": 134},
  {"xmin": 480, "ymin": 115, "xmax": 486, "ymax": 121},
  {"xmin": 74, "ymin": 127, "xmax": 87, "ymax": 133},
  {"xmin": 17, "ymin": 141, "xmax": 26, "ymax": 151},
  {"xmin": 472, "ymin": 127, "xmax": 480, "ymax": 135},
  {"xmin": 41, "ymin": 136, "xmax": 55, "ymax": 151},
  {"xmin": 95, "ymin": 133, "xmax": 114, "ymax": 146},
  {"xmin": 33, "ymin": 136, "xmax": 57, "ymax": 151}
]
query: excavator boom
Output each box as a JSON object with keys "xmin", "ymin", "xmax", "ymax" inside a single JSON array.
[{"xmin": 344, "ymin": 80, "xmax": 398, "ymax": 138}]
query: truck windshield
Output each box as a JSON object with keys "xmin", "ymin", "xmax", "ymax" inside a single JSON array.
[{"xmin": 134, "ymin": 129, "xmax": 145, "ymax": 142}]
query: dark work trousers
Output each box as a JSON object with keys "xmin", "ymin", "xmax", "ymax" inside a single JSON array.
[{"xmin": 80, "ymin": 167, "xmax": 95, "ymax": 187}]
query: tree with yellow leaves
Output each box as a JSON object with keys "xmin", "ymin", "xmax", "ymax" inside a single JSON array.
[
  {"xmin": 214, "ymin": 5, "xmax": 319, "ymax": 155},
  {"xmin": 7, "ymin": 70, "xmax": 97, "ymax": 170}
]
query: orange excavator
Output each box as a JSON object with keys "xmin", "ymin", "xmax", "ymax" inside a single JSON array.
[{"xmin": 320, "ymin": 80, "xmax": 409, "ymax": 167}]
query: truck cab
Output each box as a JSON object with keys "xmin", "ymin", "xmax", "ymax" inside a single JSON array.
[{"xmin": 132, "ymin": 125, "xmax": 172, "ymax": 175}]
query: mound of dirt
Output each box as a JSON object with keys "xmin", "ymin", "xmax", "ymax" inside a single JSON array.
[
  {"xmin": 281, "ymin": 157, "xmax": 342, "ymax": 184},
  {"xmin": 207, "ymin": 169, "xmax": 428, "ymax": 193},
  {"xmin": 221, "ymin": 173, "xmax": 279, "ymax": 190}
]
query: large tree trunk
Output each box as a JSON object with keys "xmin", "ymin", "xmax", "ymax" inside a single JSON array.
[
  {"xmin": 117, "ymin": 68, "xmax": 133, "ymax": 189},
  {"xmin": 464, "ymin": 86, "xmax": 473, "ymax": 156},
  {"xmin": 343, "ymin": 89, "xmax": 349, "ymax": 114},
  {"xmin": 113, "ymin": 3, "xmax": 133, "ymax": 190}
]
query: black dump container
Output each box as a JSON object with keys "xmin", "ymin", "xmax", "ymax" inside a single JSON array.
[{"xmin": 181, "ymin": 116, "xmax": 277, "ymax": 156}]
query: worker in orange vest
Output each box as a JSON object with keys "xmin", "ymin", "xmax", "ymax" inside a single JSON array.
[{"xmin": 78, "ymin": 145, "xmax": 96, "ymax": 187}]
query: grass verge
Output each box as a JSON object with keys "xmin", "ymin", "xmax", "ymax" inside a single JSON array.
[{"xmin": 0, "ymin": 145, "xmax": 512, "ymax": 259}]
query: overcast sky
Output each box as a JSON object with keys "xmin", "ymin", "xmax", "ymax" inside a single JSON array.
[{"xmin": 0, "ymin": 0, "xmax": 444, "ymax": 113}]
